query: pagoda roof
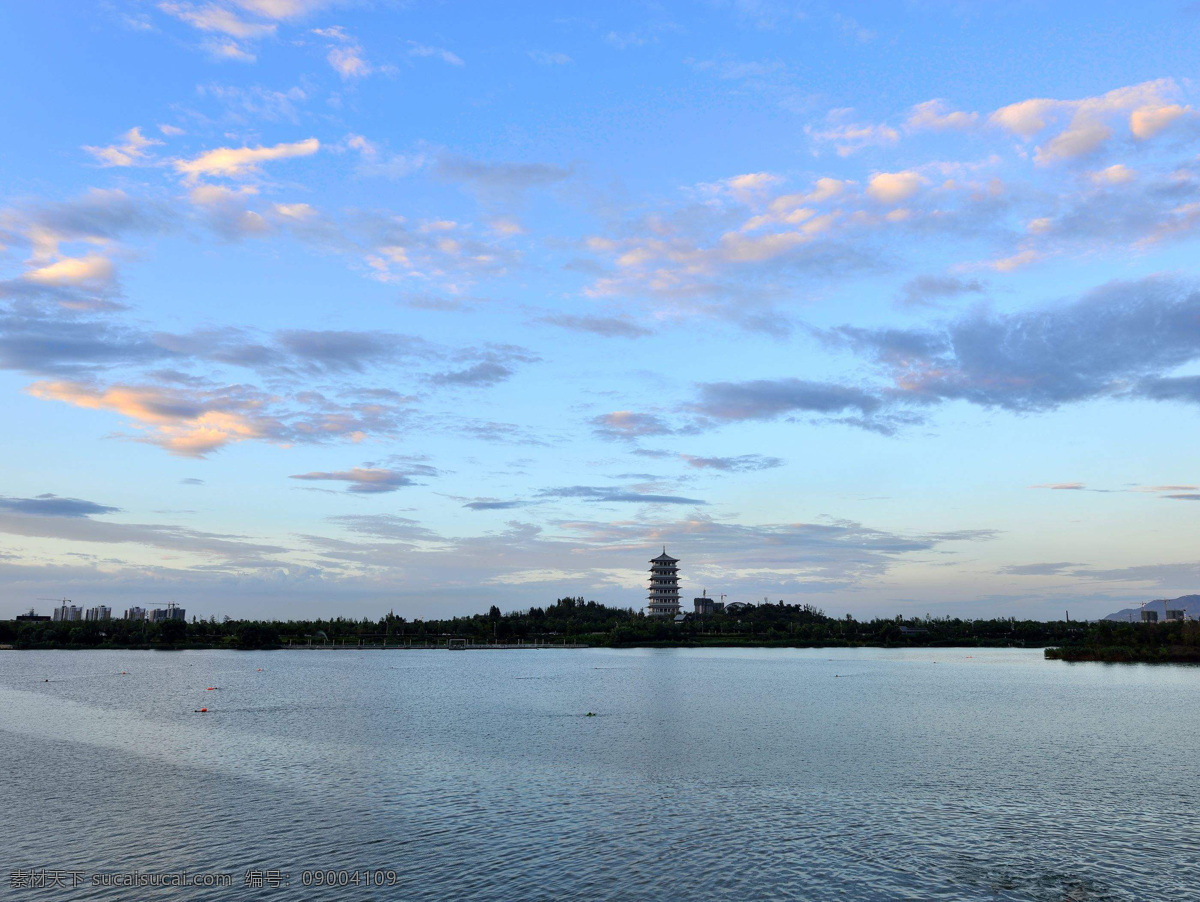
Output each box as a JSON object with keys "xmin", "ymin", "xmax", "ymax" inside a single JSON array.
[{"xmin": 650, "ymin": 548, "xmax": 679, "ymax": 563}]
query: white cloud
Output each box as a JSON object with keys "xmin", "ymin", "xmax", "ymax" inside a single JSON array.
[
  {"xmin": 204, "ymin": 38, "xmax": 257, "ymax": 62},
  {"xmin": 489, "ymin": 218, "xmax": 524, "ymax": 237},
  {"xmin": 158, "ymin": 2, "xmax": 276, "ymax": 38},
  {"xmin": 408, "ymin": 42, "xmax": 464, "ymax": 66},
  {"xmin": 701, "ymin": 171, "xmax": 783, "ymax": 202},
  {"xmin": 865, "ymin": 170, "xmax": 923, "ymax": 204},
  {"xmin": 26, "ymin": 254, "xmax": 115, "ymax": 287},
  {"xmin": 174, "ymin": 137, "xmax": 319, "ymax": 180},
  {"xmin": 809, "ymin": 120, "xmax": 900, "ymax": 157},
  {"xmin": 28, "ymin": 380, "xmax": 267, "ymax": 457},
  {"xmin": 990, "ymin": 79, "xmax": 1185, "ymax": 163},
  {"xmin": 906, "ymin": 99, "xmax": 978, "ymax": 131},
  {"xmin": 1091, "ymin": 164, "xmax": 1135, "ymax": 185},
  {"xmin": 719, "ymin": 230, "xmax": 806, "ymax": 262},
  {"xmin": 1035, "ymin": 119, "xmax": 1112, "ymax": 164},
  {"xmin": 272, "ymin": 202, "xmax": 316, "ymax": 220},
  {"xmin": 231, "ymin": 0, "xmax": 331, "ymax": 18},
  {"xmin": 345, "ymin": 134, "xmax": 378, "ymax": 158},
  {"xmin": 989, "ymin": 97, "xmax": 1057, "ymax": 137},
  {"xmin": 1130, "ymin": 104, "xmax": 1190, "ymax": 139},
  {"xmin": 528, "ymin": 50, "xmax": 572, "ymax": 65},
  {"xmin": 82, "ymin": 127, "xmax": 161, "ymax": 167},
  {"xmin": 328, "ymin": 43, "xmax": 370, "ymax": 78},
  {"xmin": 315, "ymin": 26, "xmax": 376, "ymax": 79},
  {"xmin": 189, "ymin": 184, "xmax": 258, "ymax": 205},
  {"xmin": 991, "ymin": 248, "xmax": 1041, "ymax": 272}
]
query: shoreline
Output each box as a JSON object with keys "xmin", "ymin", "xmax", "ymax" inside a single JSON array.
[{"xmin": 3, "ymin": 640, "xmax": 1046, "ymax": 652}]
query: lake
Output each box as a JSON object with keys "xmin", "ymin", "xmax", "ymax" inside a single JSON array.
[{"xmin": 1, "ymin": 647, "xmax": 1196, "ymax": 900}]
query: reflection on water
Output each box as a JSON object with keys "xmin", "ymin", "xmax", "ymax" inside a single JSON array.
[{"xmin": 1, "ymin": 647, "xmax": 1196, "ymax": 900}]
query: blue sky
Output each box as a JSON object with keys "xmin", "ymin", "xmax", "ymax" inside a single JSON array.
[{"xmin": 3, "ymin": 0, "xmax": 1200, "ymax": 620}]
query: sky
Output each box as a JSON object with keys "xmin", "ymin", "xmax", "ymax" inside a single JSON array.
[{"xmin": 3, "ymin": 0, "xmax": 1200, "ymax": 621}]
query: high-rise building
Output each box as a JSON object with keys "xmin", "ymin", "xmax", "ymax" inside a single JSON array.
[
  {"xmin": 694, "ymin": 593, "xmax": 723, "ymax": 616},
  {"xmin": 647, "ymin": 548, "xmax": 682, "ymax": 617},
  {"xmin": 124, "ymin": 606, "xmax": 146, "ymax": 620},
  {"xmin": 51, "ymin": 600, "xmax": 82, "ymax": 622},
  {"xmin": 84, "ymin": 605, "xmax": 112, "ymax": 621},
  {"xmin": 147, "ymin": 603, "xmax": 186, "ymax": 623}
]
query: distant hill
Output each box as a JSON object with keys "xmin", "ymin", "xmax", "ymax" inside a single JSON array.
[{"xmin": 1104, "ymin": 595, "xmax": 1200, "ymax": 621}]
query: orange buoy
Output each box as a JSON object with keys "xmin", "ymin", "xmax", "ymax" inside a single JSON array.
[{"xmin": 199, "ymin": 707, "xmax": 207, "ymax": 713}]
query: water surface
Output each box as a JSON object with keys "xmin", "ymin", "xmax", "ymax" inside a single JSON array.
[{"xmin": 1, "ymin": 647, "xmax": 1195, "ymax": 900}]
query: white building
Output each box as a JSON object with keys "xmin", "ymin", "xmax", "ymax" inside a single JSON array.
[
  {"xmin": 84, "ymin": 605, "xmax": 112, "ymax": 621},
  {"xmin": 147, "ymin": 603, "xmax": 186, "ymax": 623},
  {"xmin": 51, "ymin": 600, "xmax": 82, "ymax": 622},
  {"xmin": 647, "ymin": 549, "xmax": 682, "ymax": 617}
]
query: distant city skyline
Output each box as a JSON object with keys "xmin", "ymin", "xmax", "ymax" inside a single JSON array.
[{"xmin": 3, "ymin": 2, "xmax": 1200, "ymax": 620}]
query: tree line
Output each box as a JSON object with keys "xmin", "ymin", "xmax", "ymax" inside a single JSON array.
[{"xmin": 0, "ymin": 597, "xmax": 1113, "ymax": 650}]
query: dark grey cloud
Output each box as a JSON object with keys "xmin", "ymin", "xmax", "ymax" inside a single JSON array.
[
  {"xmin": 0, "ymin": 279, "xmax": 127, "ymax": 313},
  {"xmin": 693, "ymin": 378, "xmax": 882, "ymax": 421},
  {"xmin": 431, "ymin": 344, "xmax": 539, "ymax": 387},
  {"xmin": 681, "ymin": 454, "xmax": 784, "ymax": 472},
  {"xmin": 435, "ymin": 154, "xmax": 572, "ymax": 192},
  {"xmin": 899, "ymin": 275, "xmax": 986, "ymax": 307},
  {"xmin": 464, "ymin": 500, "xmax": 526, "ymax": 510},
  {"xmin": 430, "ymin": 360, "xmax": 514, "ymax": 387},
  {"xmin": 450, "ymin": 418, "xmax": 553, "ymax": 446},
  {"xmin": 538, "ymin": 314, "xmax": 653, "ymax": 338},
  {"xmin": 290, "ymin": 468, "xmax": 424, "ymax": 493},
  {"xmin": 18, "ymin": 188, "xmax": 173, "ymax": 242},
  {"xmin": 275, "ymin": 329, "xmax": 428, "ymax": 374},
  {"xmin": 402, "ymin": 293, "xmax": 485, "ymax": 312},
  {"xmin": 0, "ymin": 509, "xmax": 287, "ymax": 561},
  {"xmin": 601, "ymin": 278, "xmax": 1200, "ymax": 440},
  {"xmin": 326, "ymin": 514, "xmax": 439, "ymax": 542},
  {"xmin": 538, "ymin": 486, "xmax": 707, "ymax": 505},
  {"xmin": 1134, "ymin": 375, "xmax": 1200, "ymax": 404},
  {"xmin": 1000, "ymin": 562, "xmax": 1082, "ymax": 576},
  {"xmin": 0, "ymin": 494, "xmax": 119, "ymax": 517},
  {"xmin": 0, "ymin": 310, "xmax": 437, "ymax": 381},
  {"xmin": 1066, "ymin": 560, "xmax": 1200, "ymax": 586},
  {"xmin": 0, "ymin": 310, "xmax": 175, "ymax": 375},
  {"xmin": 1031, "ymin": 176, "xmax": 1200, "ymax": 248},
  {"xmin": 815, "ymin": 324, "xmax": 950, "ymax": 364},
  {"xmin": 827, "ymin": 276, "xmax": 1200, "ymax": 413},
  {"xmin": 592, "ymin": 411, "xmax": 677, "ymax": 440},
  {"xmin": 556, "ymin": 513, "xmax": 996, "ymax": 591},
  {"xmin": 927, "ymin": 529, "xmax": 1001, "ymax": 542},
  {"xmin": 180, "ymin": 478, "xmax": 206, "ymax": 486}
]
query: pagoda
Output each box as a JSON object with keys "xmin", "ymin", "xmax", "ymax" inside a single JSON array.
[{"xmin": 647, "ymin": 548, "xmax": 682, "ymax": 617}]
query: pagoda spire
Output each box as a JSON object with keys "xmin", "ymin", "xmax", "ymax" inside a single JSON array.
[{"xmin": 646, "ymin": 548, "xmax": 682, "ymax": 617}]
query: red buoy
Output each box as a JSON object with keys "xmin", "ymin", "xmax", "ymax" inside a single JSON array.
[{"xmin": 199, "ymin": 707, "xmax": 207, "ymax": 713}]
